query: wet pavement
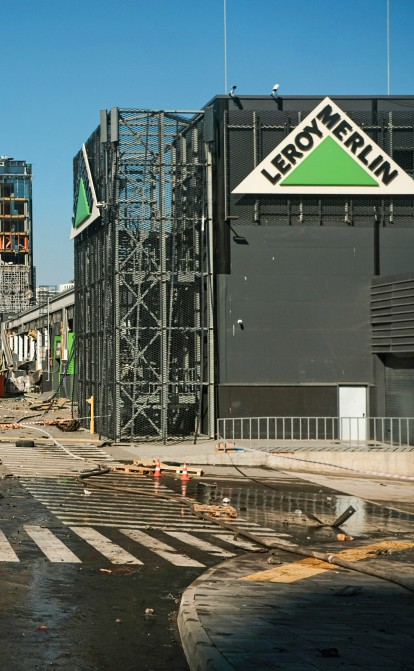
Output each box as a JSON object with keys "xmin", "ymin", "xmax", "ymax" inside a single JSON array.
[
  {"xmin": 1, "ymin": 395, "xmax": 414, "ymax": 669},
  {"xmin": 0, "ymin": 476, "xmax": 194, "ymax": 671},
  {"xmin": 179, "ymin": 543, "xmax": 414, "ymax": 671}
]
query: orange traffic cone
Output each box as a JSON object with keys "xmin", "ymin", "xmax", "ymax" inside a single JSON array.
[
  {"xmin": 181, "ymin": 462, "xmax": 190, "ymax": 481},
  {"xmin": 153, "ymin": 458, "xmax": 162, "ymax": 478}
]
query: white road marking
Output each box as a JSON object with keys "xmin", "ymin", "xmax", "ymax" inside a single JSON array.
[
  {"xmin": 24, "ymin": 525, "xmax": 81, "ymax": 563},
  {"xmin": 164, "ymin": 531, "xmax": 236, "ymax": 557},
  {"xmin": 0, "ymin": 530, "xmax": 19, "ymax": 561},
  {"xmin": 212, "ymin": 534, "xmax": 261, "ymax": 551},
  {"xmin": 70, "ymin": 526, "xmax": 143, "ymax": 565},
  {"xmin": 120, "ymin": 529, "xmax": 205, "ymax": 567}
]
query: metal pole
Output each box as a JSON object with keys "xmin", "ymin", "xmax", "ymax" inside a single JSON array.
[
  {"xmin": 206, "ymin": 143, "xmax": 215, "ymax": 438},
  {"xmin": 159, "ymin": 112, "xmax": 168, "ymax": 445},
  {"xmin": 46, "ymin": 296, "xmax": 50, "ymax": 382},
  {"xmin": 113, "ymin": 144, "xmax": 121, "ymax": 441},
  {"xmin": 224, "ymin": 0, "xmax": 228, "ymax": 94},
  {"xmin": 387, "ymin": 0, "xmax": 391, "ymax": 95}
]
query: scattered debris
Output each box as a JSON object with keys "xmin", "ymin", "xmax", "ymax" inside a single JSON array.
[
  {"xmin": 1, "ymin": 418, "xmax": 79, "ymax": 432},
  {"xmin": 111, "ymin": 461, "xmax": 203, "ymax": 477},
  {"xmin": 336, "ymin": 533, "xmax": 354, "ymax": 542},
  {"xmin": 111, "ymin": 464, "xmax": 152, "ymax": 476},
  {"xmin": 267, "ymin": 554, "xmax": 281, "ymax": 565},
  {"xmin": 216, "ymin": 441, "xmax": 244, "ymax": 453},
  {"xmin": 83, "ymin": 489, "xmax": 92, "ymax": 496},
  {"xmin": 37, "ymin": 625, "xmax": 48, "ymax": 631},
  {"xmin": 222, "ymin": 497, "xmax": 230, "ymax": 504},
  {"xmin": 193, "ymin": 503, "xmax": 237, "ymax": 518},
  {"xmin": 44, "ymin": 419, "xmax": 80, "ymax": 432},
  {"xmin": 109, "ymin": 566, "xmax": 139, "ymax": 576},
  {"xmin": 100, "ymin": 568, "xmax": 112, "ymax": 574}
]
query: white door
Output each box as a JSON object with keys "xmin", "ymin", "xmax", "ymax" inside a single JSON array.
[{"xmin": 339, "ymin": 386, "xmax": 367, "ymax": 442}]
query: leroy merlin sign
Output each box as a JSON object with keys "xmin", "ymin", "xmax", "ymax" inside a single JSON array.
[{"xmin": 233, "ymin": 97, "xmax": 414, "ymax": 196}]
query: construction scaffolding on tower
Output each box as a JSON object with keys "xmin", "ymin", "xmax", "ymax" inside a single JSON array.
[
  {"xmin": 0, "ymin": 157, "xmax": 34, "ymax": 317},
  {"xmin": 73, "ymin": 108, "xmax": 215, "ymax": 443}
]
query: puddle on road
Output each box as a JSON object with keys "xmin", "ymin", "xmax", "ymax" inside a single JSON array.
[{"xmin": 188, "ymin": 477, "xmax": 414, "ymax": 544}]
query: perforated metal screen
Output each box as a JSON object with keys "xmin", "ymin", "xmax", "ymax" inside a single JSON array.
[{"xmin": 226, "ymin": 108, "xmax": 414, "ymax": 227}]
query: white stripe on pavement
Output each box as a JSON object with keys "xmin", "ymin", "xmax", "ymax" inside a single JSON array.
[
  {"xmin": 120, "ymin": 529, "xmax": 205, "ymax": 567},
  {"xmin": 212, "ymin": 534, "xmax": 262, "ymax": 551},
  {"xmin": 24, "ymin": 525, "xmax": 81, "ymax": 563},
  {"xmin": 0, "ymin": 530, "xmax": 19, "ymax": 562},
  {"xmin": 70, "ymin": 527, "xmax": 143, "ymax": 565},
  {"xmin": 164, "ymin": 531, "xmax": 235, "ymax": 557}
]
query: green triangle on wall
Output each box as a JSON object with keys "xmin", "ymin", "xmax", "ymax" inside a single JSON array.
[
  {"xmin": 281, "ymin": 136, "xmax": 379, "ymax": 187},
  {"xmin": 74, "ymin": 178, "xmax": 91, "ymax": 227}
]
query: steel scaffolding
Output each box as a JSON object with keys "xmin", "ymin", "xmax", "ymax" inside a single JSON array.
[
  {"xmin": 74, "ymin": 109, "xmax": 214, "ymax": 442},
  {"xmin": 0, "ymin": 158, "xmax": 34, "ymax": 315}
]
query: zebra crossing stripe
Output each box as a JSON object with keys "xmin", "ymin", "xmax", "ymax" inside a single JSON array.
[
  {"xmin": 24, "ymin": 525, "xmax": 81, "ymax": 563},
  {"xmin": 212, "ymin": 534, "xmax": 262, "ymax": 551},
  {"xmin": 69, "ymin": 527, "xmax": 143, "ymax": 565},
  {"xmin": 165, "ymin": 531, "xmax": 236, "ymax": 558},
  {"xmin": 0, "ymin": 530, "xmax": 19, "ymax": 562},
  {"xmin": 120, "ymin": 529, "xmax": 205, "ymax": 567}
]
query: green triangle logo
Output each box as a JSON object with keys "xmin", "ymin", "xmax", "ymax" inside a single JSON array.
[
  {"xmin": 74, "ymin": 178, "xmax": 91, "ymax": 227},
  {"xmin": 281, "ymin": 136, "xmax": 379, "ymax": 187}
]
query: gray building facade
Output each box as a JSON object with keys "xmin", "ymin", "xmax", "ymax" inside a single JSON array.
[{"xmin": 73, "ymin": 95, "xmax": 414, "ymax": 442}]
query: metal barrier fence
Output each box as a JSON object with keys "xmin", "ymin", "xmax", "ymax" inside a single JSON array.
[{"xmin": 217, "ymin": 417, "xmax": 414, "ymax": 448}]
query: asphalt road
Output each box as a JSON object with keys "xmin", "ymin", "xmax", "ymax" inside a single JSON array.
[{"xmin": 1, "ymin": 463, "xmax": 413, "ymax": 671}]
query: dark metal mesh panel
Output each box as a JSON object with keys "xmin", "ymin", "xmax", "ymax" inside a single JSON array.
[
  {"xmin": 75, "ymin": 110, "xmax": 207, "ymax": 442},
  {"xmin": 227, "ymin": 108, "xmax": 414, "ymax": 229}
]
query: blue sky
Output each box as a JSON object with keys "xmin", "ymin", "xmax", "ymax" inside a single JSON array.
[{"xmin": 2, "ymin": 0, "xmax": 413, "ymax": 284}]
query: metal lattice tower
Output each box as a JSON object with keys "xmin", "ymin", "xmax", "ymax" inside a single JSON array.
[{"xmin": 74, "ymin": 109, "xmax": 214, "ymax": 443}]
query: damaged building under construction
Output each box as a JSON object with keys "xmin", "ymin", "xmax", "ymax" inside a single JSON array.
[
  {"xmin": 0, "ymin": 157, "xmax": 34, "ymax": 317},
  {"xmin": 73, "ymin": 95, "xmax": 414, "ymax": 444}
]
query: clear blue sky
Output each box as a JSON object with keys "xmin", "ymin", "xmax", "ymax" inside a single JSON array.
[{"xmin": 2, "ymin": 0, "xmax": 413, "ymax": 285}]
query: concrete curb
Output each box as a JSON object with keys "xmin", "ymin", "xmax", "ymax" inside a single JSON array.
[
  {"xmin": 103, "ymin": 437, "xmax": 414, "ymax": 479},
  {"xmin": 161, "ymin": 449, "xmax": 414, "ymax": 480},
  {"xmin": 178, "ymin": 562, "xmax": 237, "ymax": 671}
]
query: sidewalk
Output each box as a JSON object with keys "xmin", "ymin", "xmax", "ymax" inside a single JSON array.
[
  {"xmin": 178, "ymin": 540, "xmax": 414, "ymax": 671},
  {"xmin": 103, "ymin": 437, "xmax": 414, "ymax": 481}
]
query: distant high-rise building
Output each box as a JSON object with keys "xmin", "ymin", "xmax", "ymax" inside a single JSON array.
[{"xmin": 0, "ymin": 157, "xmax": 34, "ymax": 316}]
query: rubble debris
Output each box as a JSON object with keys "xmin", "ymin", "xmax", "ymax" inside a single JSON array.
[
  {"xmin": 336, "ymin": 534, "xmax": 353, "ymax": 542},
  {"xmin": 193, "ymin": 503, "xmax": 237, "ymax": 518},
  {"xmin": 0, "ymin": 418, "xmax": 80, "ymax": 432},
  {"xmin": 111, "ymin": 464, "xmax": 153, "ymax": 476},
  {"xmin": 216, "ymin": 441, "xmax": 244, "ymax": 453},
  {"xmin": 44, "ymin": 419, "xmax": 80, "ymax": 432}
]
